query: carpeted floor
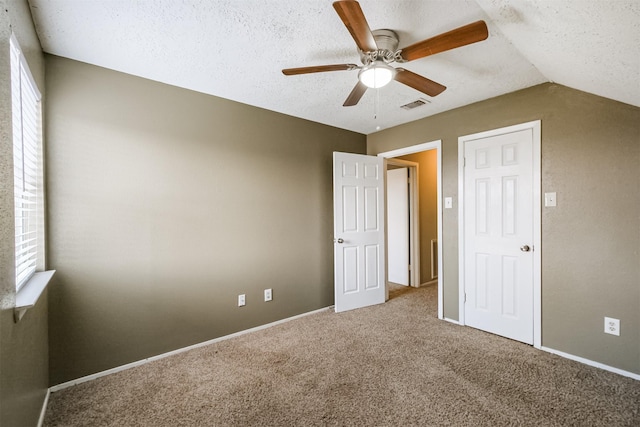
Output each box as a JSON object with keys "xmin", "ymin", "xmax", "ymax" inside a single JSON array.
[{"xmin": 44, "ymin": 284, "xmax": 640, "ymax": 426}]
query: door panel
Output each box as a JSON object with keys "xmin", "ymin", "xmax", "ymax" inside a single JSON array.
[
  {"xmin": 365, "ymin": 245, "xmax": 379, "ymax": 289},
  {"xmin": 364, "ymin": 187, "xmax": 379, "ymax": 230},
  {"xmin": 463, "ymin": 129, "xmax": 534, "ymax": 344},
  {"xmin": 333, "ymin": 152, "xmax": 385, "ymax": 312}
]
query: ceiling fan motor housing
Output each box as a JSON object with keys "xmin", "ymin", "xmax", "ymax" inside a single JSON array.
[
  {"xmin": 358, "ymin": 29, "xmax": 400, "ymax": 65},
  {"xmin": 283, "ymin": 1, "xmax": 489, "ymax": 105}
]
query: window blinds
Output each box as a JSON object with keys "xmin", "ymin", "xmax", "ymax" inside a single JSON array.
[{"xmin": 11, "ymin": 35, "xmax": 42, "ymax": 291}]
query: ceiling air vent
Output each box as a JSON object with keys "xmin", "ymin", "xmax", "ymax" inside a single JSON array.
[{"xmin": 400, "ymin": 98, "xmax": 431, "ymax": 110}]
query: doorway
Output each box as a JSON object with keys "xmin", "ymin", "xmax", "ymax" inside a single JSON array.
[{"xmin": 378, "ymin": 141, "xmax": 443, "ymax": 319}]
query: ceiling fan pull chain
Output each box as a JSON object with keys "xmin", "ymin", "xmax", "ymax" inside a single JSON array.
[{"xmin": 374, "ymin": 86, "xmax": 379, "ymax": 120}]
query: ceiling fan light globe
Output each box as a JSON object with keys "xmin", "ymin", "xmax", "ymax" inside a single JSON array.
[{"xmin": 358, "ymin": 64, "xmax": 394, "ymax": 88}]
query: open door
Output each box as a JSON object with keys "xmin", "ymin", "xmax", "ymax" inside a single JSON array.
[
  {"xmin": 333, "ymin": 152, "xmax": 385, "ymax": 313},
  {"xmin": 387, "ymin": 167, "xmax": 410, "ymax": 286}
]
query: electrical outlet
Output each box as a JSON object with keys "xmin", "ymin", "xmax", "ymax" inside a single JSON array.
[
  {"xmin": 604, "ymin": 317, "xmax": 620, "ymax": 336},
  {"xmin": 238, "ymin": 294, "xmax": 245, "ymax": 307},
  {"xmin": 264, "ymin": 288, "xmax": 272, "ymax": 302}
]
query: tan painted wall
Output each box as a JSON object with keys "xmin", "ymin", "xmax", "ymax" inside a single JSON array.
[
  {"xmin": 0, "ymin": 1, "xmax": 49, "ymax": 425},
  {"xmin": 45, "ymin": 55, "xmax": 366, "ymax": 385},
  {"xmin": 397, "ymin": 150, "xmax": 437, "ymax": 284},
  {"xmin": 368, "ymin": 83, "xmax": 640, "ymax": 374}
]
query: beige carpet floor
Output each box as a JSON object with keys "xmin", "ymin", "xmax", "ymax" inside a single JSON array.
[{"xmin": 44, "ymin": 284, "xmax": 639, "ymax": 426}]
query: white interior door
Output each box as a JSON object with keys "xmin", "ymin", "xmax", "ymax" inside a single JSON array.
[
  {"xmin": 333, "ymin": 152, "xmax": 385, "ymax": 313},
  {"xmin": 462, "ymin": 128, "xmax": 535, "ymax": 344},
  {"xmin": 387, "ymin": 167, "xmax": 409, "ymax": 286}
]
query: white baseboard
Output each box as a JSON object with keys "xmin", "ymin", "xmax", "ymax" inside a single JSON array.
[
  {"xmin": 45, "ymin": 307, "xmax": 639, "ymax": 400},
  {"xmin": 37, "ymin": 388, "xmax": 50, "ymax": 427},
  {"xmin": 540, "ymin": 346, "xmax": 639, "ymax": 380},
  {"xmin": 49, "ymin": 306, "xmax": 332, "ymax": 392},
  {"xmin": 438, "ymin": 322, "xmax": 638, "ymax": 380}
]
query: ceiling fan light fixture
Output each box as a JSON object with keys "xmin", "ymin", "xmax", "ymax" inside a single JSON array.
[{"xmin": 358, "ymin": 62, "xmax": 395, "ymax": 88}]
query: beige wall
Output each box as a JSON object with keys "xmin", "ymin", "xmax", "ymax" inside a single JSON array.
[
  {"xmin": 368, "ymin": 83, "xmax": 640, "ymax": 374},
  {"xmin": 1, "ymin": 7, "xmax": 635, "ymax": 417},
  {"xmin": 397, "ymin": 150, "xmax": 437, "ymax": 284},
  {"xmin": 0, "ymin": 1, "xmax": 49, "ymax": 425},
  {"xmin": 45, "ymin": 55, "xmax": 366, "ymax": 385}
]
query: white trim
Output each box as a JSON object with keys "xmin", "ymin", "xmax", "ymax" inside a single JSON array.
[
  {"xmin": 15, "ymin": 270, "xmax": 55, "ymax": 322},
  {"xmin": 378, "ymin": 140, "xmax": 444, "ymax": 320},
  {"xmin": 37, "ymin": 388, "xmax": 50, "ymax": 427},
  {"xmin": 540, "ymin": 346, "xmax": 640, "ymax": 381},
  {"xmin": 49, "ymin": 306, "xmax": 332, "ymax": 392},
  {"xmin": 430, "ymin": 239, "xmax": 438, "ymax": 280},
  {"xmin": 436, "ymin": 145, "xmax": 443, "ymax": 320},
  {"xmin": 378, "ymin": 141, "xmax": 437, "ymax": 158},
  {"xmin": 531, "ymin": 122, "xmax": 542, "ymax": 348},
  {"xmin": 458, "ymin": 121, "xmax": 542, "ymax": 347},
  {"xmin": 458, "ymin": 140, "xmax": 465, "ymax": 326},
  {"xmin": 444, "ymin": 317, "xmax": 461, "ymax": 325}
]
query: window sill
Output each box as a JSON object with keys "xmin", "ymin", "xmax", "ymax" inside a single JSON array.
[{"xmin": 15, "ymin": 270, "xmax": 55, "ymax": 322}]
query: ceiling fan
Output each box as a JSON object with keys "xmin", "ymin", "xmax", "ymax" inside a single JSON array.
[{"xmin": 282, "ymin": 0, "xmax": 489, "ymax": 106}]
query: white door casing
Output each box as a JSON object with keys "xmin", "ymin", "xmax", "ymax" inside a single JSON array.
[
  {"xmin": 387, "ymin": 167, "xmax": 409, "ymax": 286},
  {"xmin": 458, "ymin": 121, "xmax": 541, "ymax": 347},
  {"xmin": 333, "ymin": 152, "xmax": 386, "ymax": 313}
]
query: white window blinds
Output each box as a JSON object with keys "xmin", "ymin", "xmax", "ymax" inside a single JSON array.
[{"xmin": 11, "ymin": 35, "xmax": 43, "ymax": 291}]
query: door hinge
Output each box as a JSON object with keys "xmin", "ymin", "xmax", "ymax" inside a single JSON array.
[
  {"xmin": 463, "ymin": 157, "xmax": 466, "ymax": 167},
  {"xmin": 408, "ymin": 264, "xmax": 411, "ymax": 271},
  {"xmin": 464, "ymin": 292, "xmax": 467, "ymax": 303}
]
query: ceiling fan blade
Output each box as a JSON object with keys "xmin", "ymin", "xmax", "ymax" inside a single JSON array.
[
  {"xmin": 400, "ymin": 20, "xmax": 489, "ymax": 62},
  {"xmin": 394, "ymin": 69, "xmax": 446, "ymax": 97},
  {"xmin": 282, "ymin": 64, "xmax": 358, "ymax": 75},
  {"xmin": 343, "ymin": 81, "xmax": 368, "ymax": 106},
  {"xmin": 333, "ymin": 1, "xmax": 378, "ymax": 52}
]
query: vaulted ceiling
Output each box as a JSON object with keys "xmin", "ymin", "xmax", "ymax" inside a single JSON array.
[{"xmin": 28, "ymin": 0, "xmax": 640, "ymax": 135}]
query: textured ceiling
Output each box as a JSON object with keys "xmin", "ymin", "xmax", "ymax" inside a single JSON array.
[{"xmin": 28, "ymin": 0, "xmax": 639, "ymax": 135}]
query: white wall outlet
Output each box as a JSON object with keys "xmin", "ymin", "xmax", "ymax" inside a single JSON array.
[
  {"xmin": 238, "ymin": 294, "xmax": 246, "ymax": 307},
  {"xmin": 544, "ymin": 192, "xmax": 557, "ymax": 207},
  {"xmin": 604, "ymin": 317, "xmax": 620, "ymax": 336},
  {"xmin": 264, "ymin": 288, "xmax": 272, "ymax": 302}
]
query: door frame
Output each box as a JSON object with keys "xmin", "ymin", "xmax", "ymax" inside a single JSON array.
[
  {"xmin": 385, "ymin": 159, "xmax": 420, "ymax": 289},
  {"xmin": 457, "ymin": 121, "xmax": 542, "ymax": 348},
  {"xmin": 378, "ymin": 140, "xmax": 443, "ymax": 319}
]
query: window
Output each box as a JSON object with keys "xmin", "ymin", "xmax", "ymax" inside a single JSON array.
[{"xmin": 11, "ymin": 34, "xmax": 43, "ymax": 292}]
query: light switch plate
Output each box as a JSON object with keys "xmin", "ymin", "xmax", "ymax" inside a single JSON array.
[
  {"xmin": 545, "ymin": 192, "xmax": 557, "ymax": 207},
  {"xmin": 445, "ymin": 197, "xmax": 453, "ymax": 209}
]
